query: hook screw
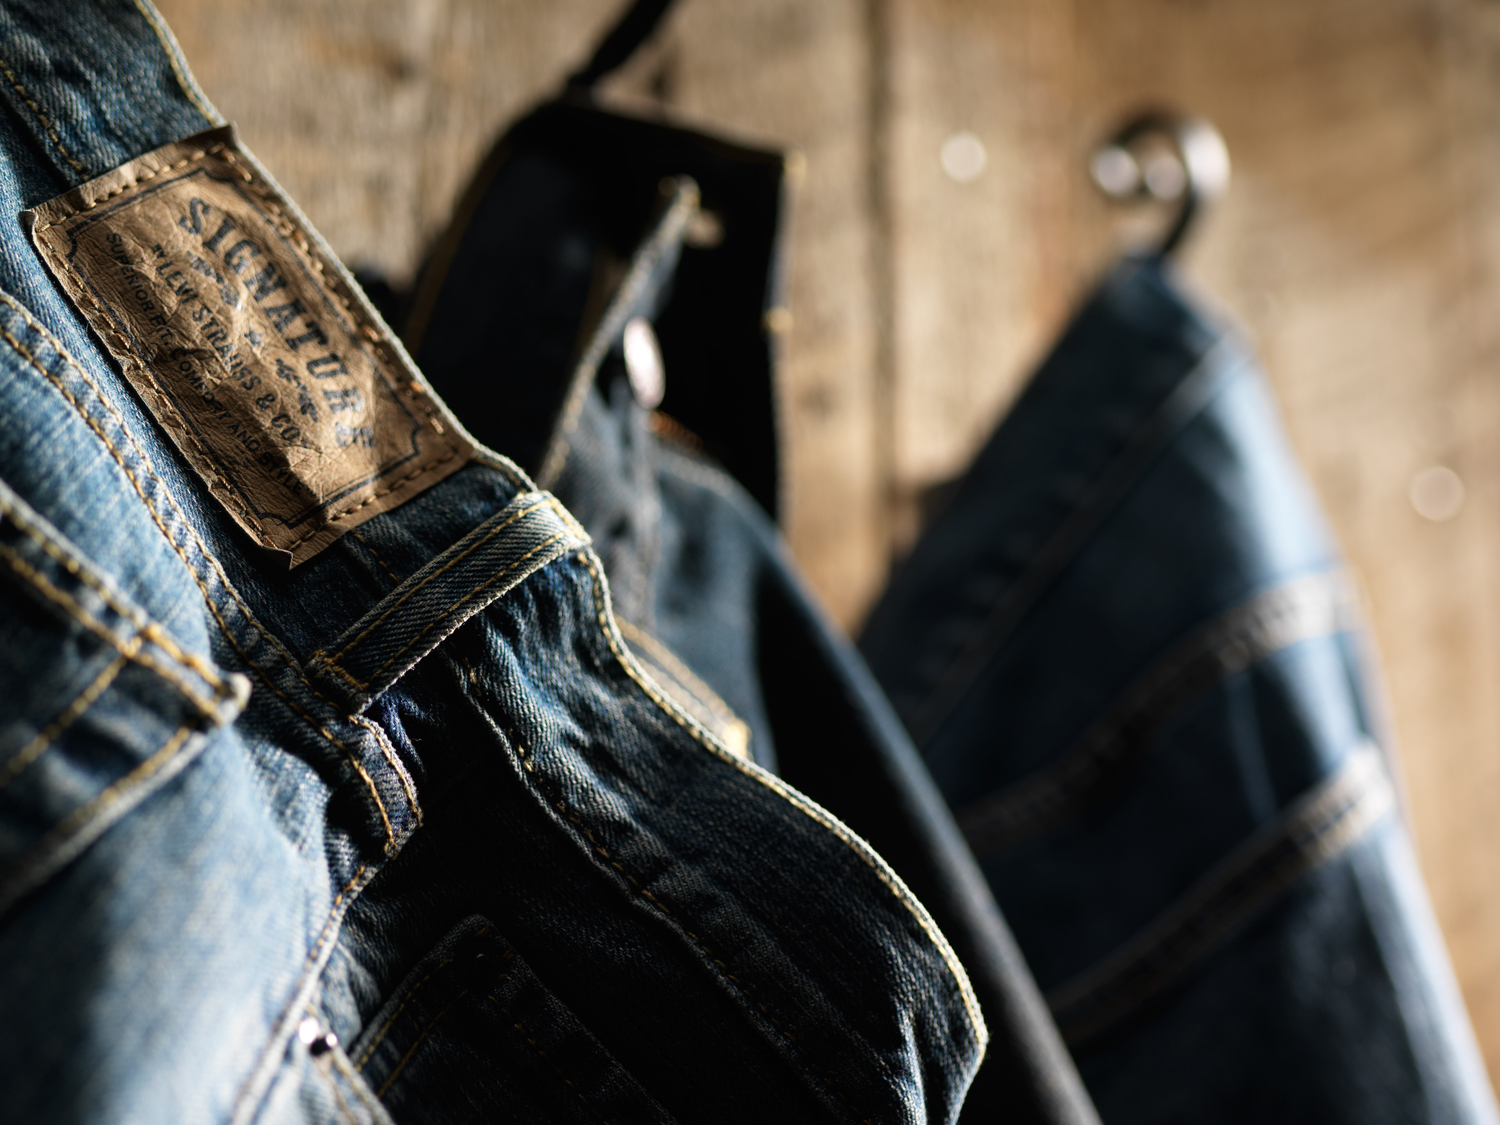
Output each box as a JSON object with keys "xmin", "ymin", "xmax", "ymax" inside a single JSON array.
[{"xmin": 1090, "ymin": 112, "xmax": 1230, "ymax": 255}]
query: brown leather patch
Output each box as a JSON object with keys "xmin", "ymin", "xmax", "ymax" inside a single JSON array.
[{"xmin": 24, "ymin": 125, "xmax": 474, "ymax": 565}]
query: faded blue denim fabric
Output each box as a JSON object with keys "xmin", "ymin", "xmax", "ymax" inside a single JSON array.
[
  {"xmin": 407, "ymin": 79, "xmax": 1099, "ymax": 1125},
  {"xmin": 860, "ymin": 255, "xmax": 1500, "ymax": 1123},
  {"xmin": 0, "ymin": 3, "xmax": 990, "ymax": 1122}
]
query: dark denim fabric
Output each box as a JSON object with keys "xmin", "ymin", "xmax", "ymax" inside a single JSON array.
[
  {"xmin": 408, "ymin": 81, "xmax": 1099, "ymax": 1125},
  {"xmin": 0, "ymin": 3, "xmax": 990, "ymax": 1122},
  {"xmin": 861, "ymin": 255, "xmax": 1500, "ymax": 1123}
]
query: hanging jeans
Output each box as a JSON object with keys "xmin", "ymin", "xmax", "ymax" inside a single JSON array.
[
  {"xmin": 860, "ymin": 254, "xmax": 1500, "ymax": 1123},
  {"xmin": 403, "ymin": 70, "xmax": 1097, "ymax": 1125},
  {"xmin": 0, "ymin": 3, "xmax": 989, "ymax": 1122}
]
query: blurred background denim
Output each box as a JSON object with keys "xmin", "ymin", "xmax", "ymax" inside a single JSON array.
[
  {"xmin": 0, "ymin": 2, "xmax": 992, "ymax": 1122},
  {"xmin": 860, "ymin": 254, "xmax": 1500, "ymax": 1123},
  {"xmin": 404, "ymin": 38, "xmax": 1098, "ymax": 1124}
]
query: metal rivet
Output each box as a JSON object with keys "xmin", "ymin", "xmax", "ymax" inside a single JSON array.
[
  {"xmin": 298, "ymin": 1017, "xmax": 338, "ymax": 1057},
  {"xmin": 623, "ymin": 317, "xmax": 665, "ymax": 410}
]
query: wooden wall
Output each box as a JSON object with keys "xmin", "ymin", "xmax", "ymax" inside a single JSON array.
[{"xmin": 154, "ymin": 0, "xmax": 1500, "ymax": 1081}]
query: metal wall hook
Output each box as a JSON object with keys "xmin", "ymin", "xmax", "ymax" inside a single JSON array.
[{"xmin": 1090, "ymin": 112, "xmax": 1230, "ymax": 256}]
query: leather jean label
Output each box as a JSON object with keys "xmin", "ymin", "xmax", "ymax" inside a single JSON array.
[{"xmin": 24, "ymin": 125, "xmax": 473, "ymax": 565}]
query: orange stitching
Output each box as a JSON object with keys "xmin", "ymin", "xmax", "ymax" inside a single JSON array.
[
  {"xmin": 140, "ymin": 621, "xmax": 221, "ymax": 685},
  {"xmin": 349, "ymin": 529, "xmax": 402, "ymax": 587},
  {"xmin": 375, "ymin": 989, "xmax": 472, "ymax": 1098},
  {"xmin": 0, "ymin": 542, "xmax": 222, "ymax": 713},
  {"xmin": 242, "ymin": 863, "xmax": 375, "ymax": 1123},
  {"xmin": 35, "ymin": 719, "xmax": 194, "ymax": 850},
  {"xmin": 0, "ymin": 474, "xmax": 226, "ymax": 690},
  {"xmin": 31, "ymin": 150, "xmax": 207, "ymax": 230},
  {"xmin": 350, "ymin": 713, "xmax": 421, "ymax": 829},
  {"xmin": 0, "ymin": 653, "xmax": 127, "ymax": 791},
  {"xmin": 575, "ymin": 550, "xmax": 989, "ymax": 1049},
  {"xmin": 508, "ymin": 733, "xmax": 873, "ymax": 1125},
  {"xmin": 0, "ymin": 61, "xmax": 84, "ymax": 173},
  {"xmin": 303, "ymin": 864, "xmax": 369, "ymax": 987},
  {"xmin": 320, "ymin": 1061, "xmax": 361, "ymax": 1125},
  {"xmin": 615, "ymin": 617, "xmax": 740, "ymax": 727},
  {"xmin": 353, "ymin": 954, "xmax": 462, "ymax": 1070},
  {"xmin": 318, "ymin": 495, "xmax": 557, "ymax": 667},
  {"xmin": 29, "ymin": 233, "xmax": 283, "ymax": 544},
  {"xmin": 348, "ymin": 531, "xmax": 570, "ymax": 696},
  {"xmin": 128, "ymin": 0, "xmax": 219, "ymax": 124},
  {"xmin": 326, "ymin": 1048, "xmax": 385, "ymax": 1124},
  {"xmin": 0, "ymin": 296, "xmax": 403, "ymax": 848},
  {"xmin": 28, "ymin": 140, "xmax": 470, "ymax": 550},
  {"xmin": 10, "ymin": 251, "xmax": 275, "ymax": 546}
]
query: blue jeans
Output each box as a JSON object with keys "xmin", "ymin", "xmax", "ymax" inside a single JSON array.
[
  {"xmin": 405, "ymin": 82, "xmax": 1098, "ymax": 1125},
  {"xmin": 0, "ymin": 3, "xmax": 988, "ymax": 1121},
  {"xmin": 861, "ymin": 255, "xmax": 1500, "ymax": 1122}
]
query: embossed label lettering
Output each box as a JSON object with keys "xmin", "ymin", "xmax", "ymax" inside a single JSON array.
[{"xmin": 25, "ymin": 125, "xmax": 473, "ymax": 565}]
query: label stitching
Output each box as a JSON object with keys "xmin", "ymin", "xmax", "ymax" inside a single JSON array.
[
  {"xmin": 27, "ymin": 128, "xmax": 472, "ymax": 563},
  {"xmin": 63, "ymin": 166, "xmax": 443, "ymax": 533}
]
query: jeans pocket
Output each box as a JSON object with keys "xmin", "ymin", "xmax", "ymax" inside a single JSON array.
[
  {"xmin": 351, "ymin": 914, "xmax": 679, "ymax": 1125},
  {"xmin": 0, "ymin": 477, "xmax": 248, "ymax": 919}
]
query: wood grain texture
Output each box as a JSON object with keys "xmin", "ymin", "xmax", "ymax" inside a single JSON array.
[{"xmin": 153, "ymin": 0, "xmax": 1500, "ymax": 1081}]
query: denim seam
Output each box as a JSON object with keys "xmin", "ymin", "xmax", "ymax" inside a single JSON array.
[
  {"xmin": 375, "ymin": 988, "xmax": 474, "ymax": 1099},
  {"xmin": 350, "ymin": 714, "xmax": 421, "ymax": 828},
  {"xmin": 0, "ymin": 718, "xmax": 195, "ymax": 919},
  {"xmin": 316, "ymin": 520, "xmax": 574, "ymax": 696},
  {"xmin": 486, "ymin": 993, "xmax": 614, "ymax": 1125},
  {"xmin": 0, "ymin": 540, "xmax": 224, "ymax": 713},
  {"xmin": 230, "ymin": 863, "xmax": 376, "ymax": 1125},
  {"xmin": 0, "ymin": 61, "xmax": 84, "ymax": 173},
  {"xmin": 0, "ymin": 652, "xmax": 127, "ymax": 791},
  {"xmin": 956, "ymin": 569, "xmax": 1358, "ymax": 853},
  {"xmin": 318, "ymin": 494, "xmax": 566, "ymax": 670},
  {"xmin": 908, "ymin": 340, "xmax": 1237, "ymax": 744},
  {"xmin": 509, "ymin": 730, "xmax": 874, "ymax": 1125},
  {"xmin": 45, "ymin": 716, "xmax": 192, "ymax": 834},
  {"xmin": 0, "ymin": 293, "xmax": 406, "ymax": 849},
  {"xmin": 0, "ymin": 486, "xmax": 230, "ymax": 695},
  {"xmin": 349, "ymin": 529, "xmax": 403, "ymax": 587},
  {"xmin": 128, "ymin": 0, "xmax": 221, "ymax": 125},
  {"xmin": 326, "ymin": 1045, "xmax": 389, "ymax": 1125},
  {"xmin": 321, "ymin": 1061, "xmax": 362, "ymax": 1125},
  {"xmin": 615, "ymin": 616, "xmax": 741, "ymax": 729},
  {"xmin": 577, "ymin": 549, "xmax": 990, "ymax": 1053},
  {"xmin": 1045, "ymin": 748, "xmax": 1392, "ymax": 1042},
  {"xmin": 353, "ymin": 951, "xmax": 462, "ymax": 1070},
  {"xmin": 0, "ymin": 472, "xmax": 228, "ymax": 689},
  {"xmin": 358, "ymin": 529, "xmax": 571, "ymax": 687}
]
